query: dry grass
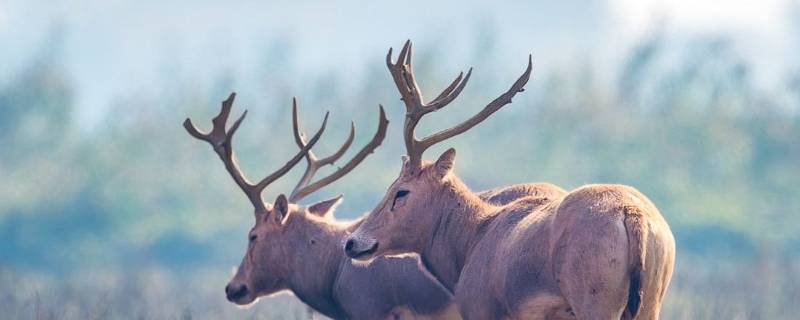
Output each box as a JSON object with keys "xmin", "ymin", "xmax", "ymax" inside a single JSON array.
[
  {"xmin": 0, "ymin": 266, "xmax": 309, "ymax": 319},
  {"xmin": 661, "ymin": 253, "xmax": 800, "ymax": 319},
  {"xmin": 2, "ymin": 253, "xmax": 798, "ymax": 319}
]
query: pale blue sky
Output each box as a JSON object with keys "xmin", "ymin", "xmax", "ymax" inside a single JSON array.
[{"xmin": 2, "ymin": 0, "xmax": 798, "ymax": 128}]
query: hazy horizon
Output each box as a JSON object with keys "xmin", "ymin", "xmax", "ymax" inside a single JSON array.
[{"xmin": 3, "ymin": 0, "xmax": 799, "ymax": 129}]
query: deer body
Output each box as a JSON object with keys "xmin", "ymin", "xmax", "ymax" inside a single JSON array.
[
  {"xmin": 289, "ymin": 183, "xmax": 565, "ymax": 319},
  {"xmin": 185, "ymin": 93, "xmax": 463, "ymax": 319},
  {"xmin": 228, "ymin": 183, "xmax": 561, "ymax": 320},
  {"xmin": 241, "ymin": 206, "xmax": 459, "ymax": 320},
  {"xmin": 350, "ymin": 159, "xmax": 675, "ymax": 319},
  {"xmin": 344, "ymin": 41, "xmax": 675, "ymax": 319},
  {"xmin": 419, "ymin": 171, "xmax": 674, "ymax": 319}
]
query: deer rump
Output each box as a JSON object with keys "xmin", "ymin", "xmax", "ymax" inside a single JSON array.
[{"xmin": 456, "ymin": 184, "xmax": 674, "ymax": 319}]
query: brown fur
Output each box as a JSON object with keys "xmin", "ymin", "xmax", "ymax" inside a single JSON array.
[
  {"xmin": 346, "ymin": 40, "xmax": 674, "ymax": 319},
  {"xmin": 188, "ymin": 92, "xmax": 462, "ymax": 318},
  {"xmin": 227, "ymin": 196, "xmax": 458, "ymax": 320},
  {"xmin": 226, "ymin": 183, "xmax": 555, "ymax": 320},
  {"xmin": 346, "ymin": 152, "xmax": 676, "ymax": 320},
  {"xmin": 477, "ymin": 183, "xmax": 566, "ymax": 206}
]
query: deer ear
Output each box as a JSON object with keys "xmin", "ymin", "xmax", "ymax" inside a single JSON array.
[
  {"xmin": 433, "ymin": 148, "xmax": 456, "ymax": 179},
  {"xmin": 271, "ymin": 194, "xmax": 290, "ymax": 224},
  {"xmin": 308, "ymin": 195, "xmax": 343, "ymax": 218}
]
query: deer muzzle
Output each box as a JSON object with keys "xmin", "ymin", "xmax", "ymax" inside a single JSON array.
[
  {"xmin": 225, "ymin": 282, "xmax": 250, "ymax": 304},
  {"xmin": 343, "ymin": 235, "xmax": 378, "ymax": 260}
]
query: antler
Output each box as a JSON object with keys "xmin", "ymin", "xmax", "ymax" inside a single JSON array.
[
  {"xmin": 289, "ymin": 99, "xmax": 389, "ymax": 202},
  {"xmin": 184, "ymin": 92, "xmax": 328, "ymax": 213},
  {"xmin": 386, "ymin": 40, "xmax": 533, "ymax": 169}
]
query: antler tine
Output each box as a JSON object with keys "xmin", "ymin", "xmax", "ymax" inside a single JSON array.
[
  {"xmin": 184, "ymin": 92, "xmax": 263, "ymax": 209},
  {"xmin": 427, "ymin": 67, "xmax": 472, "ymax": 111},
  {"xmin": 292, "ymin": 98, "xmax": 356, "ymax": 166},
  {"xmin": 289, "ymin": 105, "xmax": 389, "ymax": 203},
  {"xmin": 398, "ymin": 41, "xmax": 425, "ymax": 109},
  {"xmin": 386, "ymin": 40, "xmax": 533, "ymax": 168},
  {"xmin": 257, "ymin": 110, "xmax": 328, "ymax": 194},
  {"xmin": 184, "ymin": 93, "xmax": 329, "ymax": 213},
  {"xmin": 184, "ymin": 92, "xmax": 237, "ymax": 143},
  {"xmin": 386, "ymin": 40, "xmax": 475, "ymax": 168},
  {"xmin": 316, "ymin": 122, "xmax": 355, "ymax": 165},
  {"xmin": 417, "ymin": 55, "xmax": 533, "ymax": 152},
  {"xmin": 291, "ymin": 99, "xmax": 355, "ymax": 200},
  {"xmin": 387, "ymin": 42, "xmax": 419, "ymax": 112},
  {"xmin": 388, "ymin": 40, "xmax": 473, "ymax": 115}
]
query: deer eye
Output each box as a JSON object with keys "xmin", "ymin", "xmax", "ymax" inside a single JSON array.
[
  {"xmin": 249, "ymin": 234, "xmax": 257, "ymax": 243},
  {"xmin": 395, "ymin": 190, "xmax": 410, "ymax": 199},
  {"xmin": 391, "ymin": 190, "xmax": 410, "ymax": 210}
]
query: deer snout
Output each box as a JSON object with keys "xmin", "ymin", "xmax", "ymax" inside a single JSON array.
[
  {"xmin": 225, "ymin": 282, "xmax": 250, "ymax": 303},
  {"xmin": 343, "ymin": 235, "xmax": 378, "ymax": 260}
]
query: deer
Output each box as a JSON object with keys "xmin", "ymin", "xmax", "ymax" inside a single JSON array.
[
  {"xmin": 344, "ymin": 41, "xmax": 676, "ymax": 320},
  {"xmin": 184, "ymin": 93, "xmax": 466, "ymax": 319}
]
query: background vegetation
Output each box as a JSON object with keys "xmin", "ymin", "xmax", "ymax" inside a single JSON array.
[{"xmin": 1, "ymin": 1, "xmax": 799, "ymax": 319}]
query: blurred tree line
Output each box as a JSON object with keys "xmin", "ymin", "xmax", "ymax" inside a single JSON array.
[{"xmin": 0, "ymin": 31, "xmax": 798, "ymax": 274}]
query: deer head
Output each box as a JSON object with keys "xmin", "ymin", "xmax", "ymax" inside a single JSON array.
[
  {"xmin": 185, "ymin": 93, "xmax": 387, "ymax": 305},
  {"xmin": 344, "ymin": 40, "xmax": 532, "ymax": 260}
]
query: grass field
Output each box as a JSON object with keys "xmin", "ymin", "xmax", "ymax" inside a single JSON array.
[{"xmin": 2, "ymin": 253, "xmax": 797, "ymax": 319}]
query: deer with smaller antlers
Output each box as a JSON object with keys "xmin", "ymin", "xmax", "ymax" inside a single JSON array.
[
  {"xmin": 185, "ymin": 93, "xmax": 467, "ymax": 319},
  {"xmin": 345, "ymin": 41, "xmax": 676, "ymax": 319}
]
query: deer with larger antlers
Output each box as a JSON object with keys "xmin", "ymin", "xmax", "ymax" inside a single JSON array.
[
  {"xmin": 344, "ymin": 41, "xmax": 676, "ymax": 319},
  {"xmin": 185, "ymin": 93, "xmax": 466, "ymax": 319}
]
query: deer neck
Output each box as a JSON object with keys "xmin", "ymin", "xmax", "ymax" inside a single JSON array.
[
  {"xmin": 284, "ymin": 219, "xmax": 350, "ymax": 318},
  {"xmin": 422, "ymin": 177, "xmax": 498, "ymax": 291}
]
